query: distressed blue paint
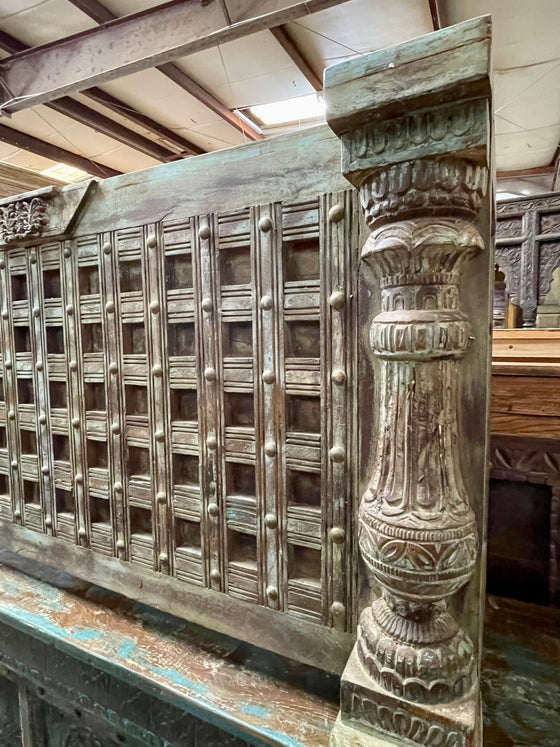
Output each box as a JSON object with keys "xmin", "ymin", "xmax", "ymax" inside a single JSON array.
[
  {"xmin": 72, "ymin": 628, "xmax": 103, "ymax": 641},
  {"xmin": 1, "ymin": 603, "xmax": 73, "ymax": 640},
  {"xmin": 242, "ymin": 705, "xmax": 268, "ymax": 718},
  {"xmin": 149, "ymin": 666, "xmax": 209, "ymax": 695},
  {"xmin": 117, "ymin": 639, "xmax": 136, "ymax": 658}
]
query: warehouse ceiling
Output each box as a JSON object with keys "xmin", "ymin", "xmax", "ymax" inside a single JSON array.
[{"xmin": 0, "ymin": 0, "xmax": 557, "ymax": 196}]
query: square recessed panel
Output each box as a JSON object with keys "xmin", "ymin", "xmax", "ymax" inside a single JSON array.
[
  {"xmin": 78, "ymin": 265, "xmax": 100, "ymax": 295},
  {"xmin": 11, "ymin": 274, "xmax": 27, "ymax": 302},
  {"xmin": 125, "ymin": 385, "xmax": 148, "ymax": 416},
  {"xmin": 286, "ymin": 395, "xmax": 320, "ymax": 433},
  {"xmin": 23, "ymin": 480, "xmax": 40, "ymax": 505},
  {"xmin": 13, "ymin": 326, "xmax": 31, "ymax": 353},
  {"xmin": 170, "ymin": 389, "xmax": 197, "ymax": 421},
  {"xmin": 226, "ymin": 462, "xmax": 255, "ymax": 498},
  {"xmin": 285, "ymin": 320, "xmax": 320, "ymax": 358},
  {"xmin": 82, "ymin": 323, "xmax": 103, "ymax": 353},
  {"xmin": 289, "ymin": 544, "xmax": 321, "ymax": 582},
  {"xmin": 90, "ymin": 495, "xmax": 111, "ymax": 524},
  {"xmin": 173, "ymin": 453, "xmax": 199, "ymax": 486},
  {"xmin": 128, "ymin": 445, "xmax": 150, "ymax": 476},
  {"xmin": 168, "ymin": 323, "xmax": 195, "ymax": 356},
  {"xmin": 85, "ymin": 382, "xmax": 106, "ymax": 411},
  {"xmin": 283, "ymin": 239, "xmax": 320, "ymax": 282},
  {"xmin": 87, "ymin": 439, "xmax": 108, "ymax": 469},
  {"xmin": 56, "ymin": 488, "xmax": 74, "ymax": 514},
  {"xmin": 122, "ymin": 323, "xmax": 146, "ymax": 355},
  {"xmin": 287, "ymin": 468, "xmax": 321, "ymax": 507},
  {"xmin": 165, "ymin": 254, "xmax": 193, "ymax": 289},
  {"xmin": 120, "ymin": 258, "xmax": 143, "ymax": 293},
  {"xmin": 130, "ymin": 505, "xmax": 152, "ymax": 536},
  {"xmin": 228, "ymin": 529, "xmax": 257, "ymax": 565},
  {"xmin": 53, "ymin": 434, "xmax": 70, "ymax": 461},
  {"xmin": 49, "ymin": 380, "xmax": 67, "ymax": 408},
  {"xmin": 20, "ymin": 429, "xmax": 36, "ymax": 455},
  {"xmin": 17, "ymin": 378, "xmax": 34, "ymax": 405},
  {"xmin": 223, "ymin": 321, "xmax": 253, "ymax": 357},
  {"xmin": 46, "ymin": 326, "xmax": 65, "ymax": 354},
  {"xmin": 220, "ymin": 247, "xmax": 251, "ymax": 286},
  {"xmin": 175, "ymin": 518, "xmax": 201, "ymax": 549},
  {"xmin": 225, "ymin": 392, "xmax": 254, "ymax": 427},
  {"xmin": 43, "ymin": 268, "xmax": 61, "ymax": 298}
]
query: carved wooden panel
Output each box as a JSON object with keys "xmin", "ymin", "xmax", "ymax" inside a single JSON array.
[
  {"xmin": 496, "ymin": 192, "xmax": 560, "ymax": 326},
  {"xmin": 0, "ymin": 192, "xmax": 359, "ymax": 663}
]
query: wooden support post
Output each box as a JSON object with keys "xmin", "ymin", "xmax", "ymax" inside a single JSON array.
[{"xmin": 324, "ymin": 16, "xmax": 493, "ymax": 747}]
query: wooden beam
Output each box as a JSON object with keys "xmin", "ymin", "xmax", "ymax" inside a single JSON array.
[
  {"xmin": 0, "ymin": 123, "xmax": 120, "ymax": 178},
  {"xmin": 57, "ymin": 92, "xmax": 203, "ymax": 157},
  {"xmin": 0, "ymin": 0, "xmax": 350, "ymax": 113},
  {"xmin": 428, "ymin": 0, "xmax": 442, "ymax": 30},
  {"xmin": 0, "ymin": 161, "xmax": 65, "ymax": 198},
  {"xmin": 553, "ymin": 149, "xmax": 560, "ymax": 191},
  {"xmin": 270, "ymin": 25, "xmax": 323, "ymax": 92},
  {"xmin": 0, "ymin": 26, "xmax": 203, "ymax": 158},
  {"xmin": 67, "ymin": 0, "xmax": 262, "ymax": 141},
  {"xmin": 496, "ymin": 164, "xmax": 556, "ymax": 179}
]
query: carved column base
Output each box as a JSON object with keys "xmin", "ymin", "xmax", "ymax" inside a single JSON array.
[
  {"xmin": 333, "ymin": 646, "xmax": 480, "ymax": 747},
  {"xmin": 357, "ymin": 601, "xmax": 475, "ymax": 705}
]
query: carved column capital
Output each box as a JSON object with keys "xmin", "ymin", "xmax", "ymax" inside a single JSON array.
[{"xmin": 326, "ymin": 15, "xmax": 493, "ymax": 747}]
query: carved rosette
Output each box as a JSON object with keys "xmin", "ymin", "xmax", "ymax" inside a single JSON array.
[
  {"xmin": 356, "ymin": 156, "xmax": 487, "ymax": 705},
  {"xmin": 0, "ymin": 196, "xmax": 48, "ymax": 244}
]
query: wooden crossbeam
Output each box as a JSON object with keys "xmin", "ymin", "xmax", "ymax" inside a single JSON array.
[
  {"xmin": 0, "ymin": 0, "xmax": 350, "ymax": 113},
  {"xmin": 0, "ymin": 122, "xmax": 120, "ymax": 178},
  {"xmin": 270, "ymin": 25, "xmax": 323, "ymax": 92},
  {"xmin": 0, "ymin": 26, "xmax": 203, "ymax": 159},
  {"xmin": 68, "ymin": 0, "xmax": 262, "ymax": 141}
]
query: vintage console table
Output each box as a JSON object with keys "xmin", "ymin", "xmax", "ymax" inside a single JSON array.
[{"xmin": 0, "ymin": 18, "xmax": 494, "ymax": 747}]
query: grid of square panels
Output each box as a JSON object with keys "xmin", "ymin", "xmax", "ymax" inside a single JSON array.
[{"xmin": 0, "ymin": 189, "xmax": 359, "ymax": 632}]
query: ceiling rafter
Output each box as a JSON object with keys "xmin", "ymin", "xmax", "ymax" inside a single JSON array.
[
  {"xmin": 68, "ymin": 0, "xmax": 263, "ymax": 141},
  {"xmin": 0, "ymin": 122, "xmax": 120, "ymax": 178},
  {"xmin": 0, "ymin": 28, "xmax": 203, "ymax": 160},
  {"xmin": 270, "ymin": 25, "xmax": 323, "ymax": 92},
  {"xmin": 0, "ymin": 0, "xmax": 351, "ymax": 114}
]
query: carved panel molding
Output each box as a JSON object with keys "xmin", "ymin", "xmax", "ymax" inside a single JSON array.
[
  {"xmin": 0, "ymin": 197, "xmax": 48, "ymax": 245},
  {"xmin": 496, "ymin": 192, "xmax": 560, "ymax": 325}
]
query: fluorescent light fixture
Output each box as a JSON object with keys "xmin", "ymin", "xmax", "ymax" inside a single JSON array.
[
  {"xmin": 249, "ymin": 93, "xmax": 325, "ymax": 127},
  {"xmin": 40, "ymin": 163, "xmax": 91, "ymax": 183}
]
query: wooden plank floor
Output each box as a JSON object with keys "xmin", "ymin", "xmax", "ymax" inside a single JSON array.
[{"xmin": 0, "ymin": 552, "xmax": 558, "ymax": 745}]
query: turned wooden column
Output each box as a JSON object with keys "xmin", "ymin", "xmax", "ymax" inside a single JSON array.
[{"xmin": 325, "ymin": 17, "xmax": 493, "ymax": 747}]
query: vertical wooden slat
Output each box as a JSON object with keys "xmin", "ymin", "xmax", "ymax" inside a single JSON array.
[
  {"xmin": 61, "ymin": 239, "xmax": 89, "ymax": 547},
  {"xmin": 1, "ymin": 252, "xmax": 24, "ymax": 525},
  {"xmin": 145, "ymin": 224, "xmax": 172, "ymax": 575},
  {"xmin": 321, "ymin": 190, "xmax": 358, "ymax": 631},
  {"xmin": 100, "ymin": 231, "xmax": 127, "ymax": 558},
  {"xmin": 28, "ymin": 245, "xmax": 54, "ymax": 536},
  {"xmin": 254, "ymin": 203, "xmax": 283, "ymax": 609},
  {"xmin": 194, "ymin": 214, "xmax": 223, "ymax": 590}
]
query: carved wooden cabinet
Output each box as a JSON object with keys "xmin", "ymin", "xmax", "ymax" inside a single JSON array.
[
  {"xmin": 496, "ymin": 192, "xmax": 560, "ymax": 327},
  {"xmin": 0, "ymin": 17, "xmax": 493, "ymax": 747}
]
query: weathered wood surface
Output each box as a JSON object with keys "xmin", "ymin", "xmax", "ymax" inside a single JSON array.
[
  {"xmin": 492, "ymin": 329, "xmax": 560, "ymax": 364},
  {"xmin": 325, "ymin": 15, "xmax": 493, "ymax": 747},
  {"xmin": 0, "ymin": 122, "xmax": 361, "ymax": 674},
  {"xmin": 0, "ymin": 560, "xmax": 557, "ymax": 746}
]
